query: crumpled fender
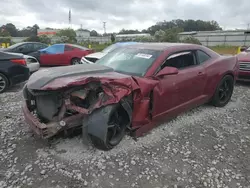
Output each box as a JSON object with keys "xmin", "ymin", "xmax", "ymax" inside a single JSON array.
[{"xmin": 83, "ymin": 104, "xmax": 117, "ymax": 143}]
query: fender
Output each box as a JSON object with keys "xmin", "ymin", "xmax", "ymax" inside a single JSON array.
[{"xmin": 83, "ymin": 104, "xmax": 118, "ymax": 143}]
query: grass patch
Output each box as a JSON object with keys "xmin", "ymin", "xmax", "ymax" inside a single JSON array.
[{"xmin": 209, "ymin": 45, "xmax": 239, "ymax": 55}]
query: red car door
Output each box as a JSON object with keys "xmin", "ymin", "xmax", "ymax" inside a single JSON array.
[
  {"xmin": 39, "ymin": 44, "xmax": 65, "ymax": 66},
  {"xmin": 152, "ymin": 51, "xmax": 207, "ymax": 120}
]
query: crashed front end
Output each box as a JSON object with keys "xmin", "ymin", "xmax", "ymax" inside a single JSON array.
[{"xmin": 22, "ymin": 81, "xmax": 110, "ymax": 138}]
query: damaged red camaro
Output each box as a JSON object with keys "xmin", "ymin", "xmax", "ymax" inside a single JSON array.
[{"xmin": 22, "ymin": 43, "xmax": 239, "ymax": 150}]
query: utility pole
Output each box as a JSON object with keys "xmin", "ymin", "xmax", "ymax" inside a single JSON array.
[
  {"xmin": 80, "ymin": 24, "xmax": 83, "ymax": 30},
  {"xmin": 69, "ymin": 9, "xmax": 72, "ymax": 28},
  {"xmin": 247, "ymin": 23, "xmax": 250, "ymax": 30},
  {"xmin": 103, "ymin": 22, "xmax": 106, "ymax": 35}
]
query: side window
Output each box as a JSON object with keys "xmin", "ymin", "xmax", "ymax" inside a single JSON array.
[
  {"xmin": 34, "ymin": 43, "xmax": 47, "ymax": 50},
  {"xmin": 16, "ymin": 44, "xmax": 33, "ymax": 53},
  {"xmin": 64, "ymin": 45, "xmax": 74, "ymax": 51},
  {"xmin": 197, "ymin": 50, "xmax": 211, "ymax": 64},
  {"xmin": 161, "ymin": 51, "xmax": 197, "ymax": 70}
]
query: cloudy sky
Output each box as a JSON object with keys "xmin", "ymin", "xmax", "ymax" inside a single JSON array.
[{"xmin": 1, "ymin": 0, "xmax": 250, "ymax": 33}]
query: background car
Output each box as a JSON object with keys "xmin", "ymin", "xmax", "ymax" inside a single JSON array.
[
  {"xmin": 237, "ymin": 50, "xmax": 250, "ymax": 82},
  {"xmin": 5, "ymin": 52, "xmax": 40, "ymax": 73},
  {"xmin": 0, "ymin": 52, "xmax": 30, "ymax": 93},
  {"xmin": 81, "ymin": 42, "xmax": 138, "ymax": 64},
  {"xmin": 23, "ymin": 43, "xmax": 238, "ymax": 150},
  {"xmin": 0, "ymin": 42, "xmax": 48, "ymax": 56},
  {"xmin": 35, "ymin": 43, "xmax": 94, "ymax": 66}
]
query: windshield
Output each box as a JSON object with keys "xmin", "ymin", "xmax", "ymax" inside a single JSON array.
[
  {"xmin": 102, "ymin": 44, "xmax": 118, "ymax": 53},
  {"xmin": 96, "ymin": 47, "xmax": 162, "ymax": 76}
]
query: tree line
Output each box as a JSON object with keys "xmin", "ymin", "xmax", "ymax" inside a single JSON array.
[
  {"xmin": 118, "ymin": 19, "xmax": 222, "ymax": 35},
  {"xmin": 0, "ymin": 19, "xmax": 221, "ymax": 38}
]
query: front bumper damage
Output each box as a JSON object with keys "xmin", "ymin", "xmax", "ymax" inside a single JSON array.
[{"xmin": 22, "ymin": 102, "xmax": 85, "ymax": 139}]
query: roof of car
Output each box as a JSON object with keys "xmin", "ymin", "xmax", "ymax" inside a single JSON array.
[{"xmin": 125, "ymin": 42, "xmax": 199, "ymax": 50}]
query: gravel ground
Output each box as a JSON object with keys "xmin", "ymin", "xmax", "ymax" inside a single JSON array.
[{"xmin": 0, "ymin": 82, "xmax": 250, "ymax": 188}]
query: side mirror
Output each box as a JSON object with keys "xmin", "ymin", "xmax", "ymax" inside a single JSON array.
[{"xmin": 156, "ymin": 67, "xmax": 178, "ymax": 77}]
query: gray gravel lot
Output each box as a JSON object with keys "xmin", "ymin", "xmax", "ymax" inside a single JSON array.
[{"xmin": 0, "ymin": 82, "xmax": 250, "ymax": 188}]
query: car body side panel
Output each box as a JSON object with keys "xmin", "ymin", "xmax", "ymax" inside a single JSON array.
[
  {"xmin": 23, "ymin": 44, "xmax": 238, "ymax": 139},
  {"xmin": 202, "ymin": 55, "xmax": 239, "ymax": 98}
]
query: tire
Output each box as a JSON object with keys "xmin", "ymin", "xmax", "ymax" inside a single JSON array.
[
  {"xmin": 0, "ymin": 73, "xmax": 8, "ymax": 93},
  {"xmin": 71, "ymin": 58, "xmax": 81, "ymax": 65},
  {"xmin": 211, "ymin": 75, "xmax": 234, "ymax": 107},
  {"xmin": 87, "ymin": 104, "xmax": 129, "ymax": 151}
]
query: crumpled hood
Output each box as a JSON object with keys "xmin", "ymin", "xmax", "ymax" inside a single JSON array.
[{"xmin": 26, "ymin": 64, "xmax": 130, "ymax": 90}]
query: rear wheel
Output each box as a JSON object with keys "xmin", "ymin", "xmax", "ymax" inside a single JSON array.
[
  {"xmin": 88, "ymin": 105, "xmax": 129, "ymax": 150},
  {"xmin": 0, "ymin": 73, "xmax": 8, "ymax": 93},
  {"xmin": 211, "ymin": 75, "xmax": 234, "ymax": 107},
  {"xmin": 71, "ymin": 58, "xmax": 81, "ymax": 65}
]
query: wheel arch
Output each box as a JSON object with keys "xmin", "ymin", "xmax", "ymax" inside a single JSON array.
[{"xmin": 0, "ymin": 71, "xmax": 10, "ymax": 86}]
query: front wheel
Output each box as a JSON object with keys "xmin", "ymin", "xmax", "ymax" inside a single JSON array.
[
  {"xmin": 211, "ymin": 75, "xmax": 234, "ymax": 107},
  {"xmin": 0, "ymin": 73, "xmax": 8, "ymax": 93},
  {"xmin": 71, "ymin": 58, "xmax": 81, "ymax": 65},
  {"xmin": 85, "ymin": 104, "xmax": 130, "ymax": 151}
]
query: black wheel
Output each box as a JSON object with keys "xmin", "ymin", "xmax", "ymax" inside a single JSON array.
[
  {"xmin": 0, "ymin": 73, "xmax": 8, "ymax": 93},
  {"xmin": 211, "ymin": 75, "xmax": 234, "ymax": 107},
  {"xmin": 88, "ymin": 105, "xmax": 129, "ymax": 150},
  {"xmin": 71, "ymin": 58, "xmax": 81, "ymax": 65}
]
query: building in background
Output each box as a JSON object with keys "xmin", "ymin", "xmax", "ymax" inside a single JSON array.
[
  {"xmin": 115, "ymin": 33, "xmax": 151, "ymax": 41},
  {"xmin": 178, "ymin": 30, "xmax": 250, "ymax": 46},
  {"xmin": 76, "ymin": 30, "xmax": 90, "ymax": 37},
  {"xmin": 37, "ymin": 29, "xmax": 58, "ymax": 37}
]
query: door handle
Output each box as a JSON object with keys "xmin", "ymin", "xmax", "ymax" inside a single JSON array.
[{"xmin": 198, "ymin": 71, "xmax": 204, "ymax": 75}]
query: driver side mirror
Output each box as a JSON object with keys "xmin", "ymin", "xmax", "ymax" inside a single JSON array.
[{"xmin": 156, "ymin": 66, "xmax": 178, "ymax": 78}]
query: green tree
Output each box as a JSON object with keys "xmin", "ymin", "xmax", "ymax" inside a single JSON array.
[
  {"xmin": 118, "ymin": 29, "xmax": 141, "ymax": 34},
  {"xmin": 31, "ymin": 24, "xmax": 40, "ymax": 36},
  {"xmin": 154, "ymin": 28, "xmax": 183, "ymax": 42},
  {"xmin": 24, "ymin": 35, "xmax": 40, "ymax": 42},
  {"xmin": 111, "ymin": 34, "xmax": 115, "ymax": 43},
  {"xmin": 56, "ymin": 28, "xmax": 77, "ymax": 43},
  {"xmin": 181, "ymin": 36, "xmax": 201, "ymax": 45},
  {"xmin": 1, "ymin": 23, "xmax": 18, "ymax": 37},
  {"xmin": 0, "ymin": 28, "xmax": 11, "ymax": 37},
  {"xmin": 39, "ymin": 35, "xmax": 51, "ymax": 44},
  {"xmin": 90, "ymin": 30, "xmax": 98, "ymax": 36}
]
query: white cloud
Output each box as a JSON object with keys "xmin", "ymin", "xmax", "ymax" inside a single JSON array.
[{"xmin": 1, "ymin": 0, "xmax": 250, "ymax": 32}]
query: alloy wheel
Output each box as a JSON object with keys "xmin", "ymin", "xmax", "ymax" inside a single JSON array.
[{"xmin": 0, "ymin": 74, "xmax": 7, "ymax": 93}]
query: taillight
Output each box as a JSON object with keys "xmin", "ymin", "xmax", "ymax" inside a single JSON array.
[{"xmin": 11, "ymin": 59, "xmax": 27, "ymax": 66}]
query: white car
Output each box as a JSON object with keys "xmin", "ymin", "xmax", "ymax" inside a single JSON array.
[
  {"xmin": 5, "ymin": 52, "xmax": 40, "ymax": 73},
  {"xmin": 81, "ymin": 42, "xmax": 139, "ymax": 64},
  {"xmin": 24, "ymin": 55, "xmax": 40, "ymax": 73}
]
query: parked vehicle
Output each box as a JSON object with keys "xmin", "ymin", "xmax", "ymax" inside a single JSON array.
[
  {"xmin": 0, "ymin": 52, "xmax": 30, "ymax": 93},
  {"xmin": 22, "ymin": 43, "xmax": 238, "ymax": 150},
  {"xmin": 24, "ymin": 55, "xmax": 40, "ymax": 73},
  {"xmin": 237, "ymin": 49, "xmax": 250, "ymax": 82},
  {"xmin": 5, "ymin": 52, "xmax": 40, "ymax": 73},
  {"xmin": 81, "ymin": 42, "xmax": 138, "ymax": 64},
  {"xmin": 0, "ymin": 42, "xmax": 48, "ymax": 55},
  {"xmin": 35, "ymin": 43, "xmax": 94, "ymax": 66}
]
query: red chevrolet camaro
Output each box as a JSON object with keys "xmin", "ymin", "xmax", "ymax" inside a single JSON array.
[
  {"xmin": 237, "ymin": 47, "xmax": 250, "ymax": 82},
  {"xmin": 37, "ymin": 43, "xmax": 94, "ymax": 66},
  {"xmin": 22, "ymin": 43, "xmax": 239, "ymax": 150}
]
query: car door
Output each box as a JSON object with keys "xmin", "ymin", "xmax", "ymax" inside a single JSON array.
[
  {"xmin": 16, "ymin": 43, "xmax": 34, "ymax": 54},
  {"xmin": 39, "ymin": 44, "xmax": 65, "ymax": 65},
  {"xmin": 152, "ymin": 51, "xmax": 207, "ymax": 120}
]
